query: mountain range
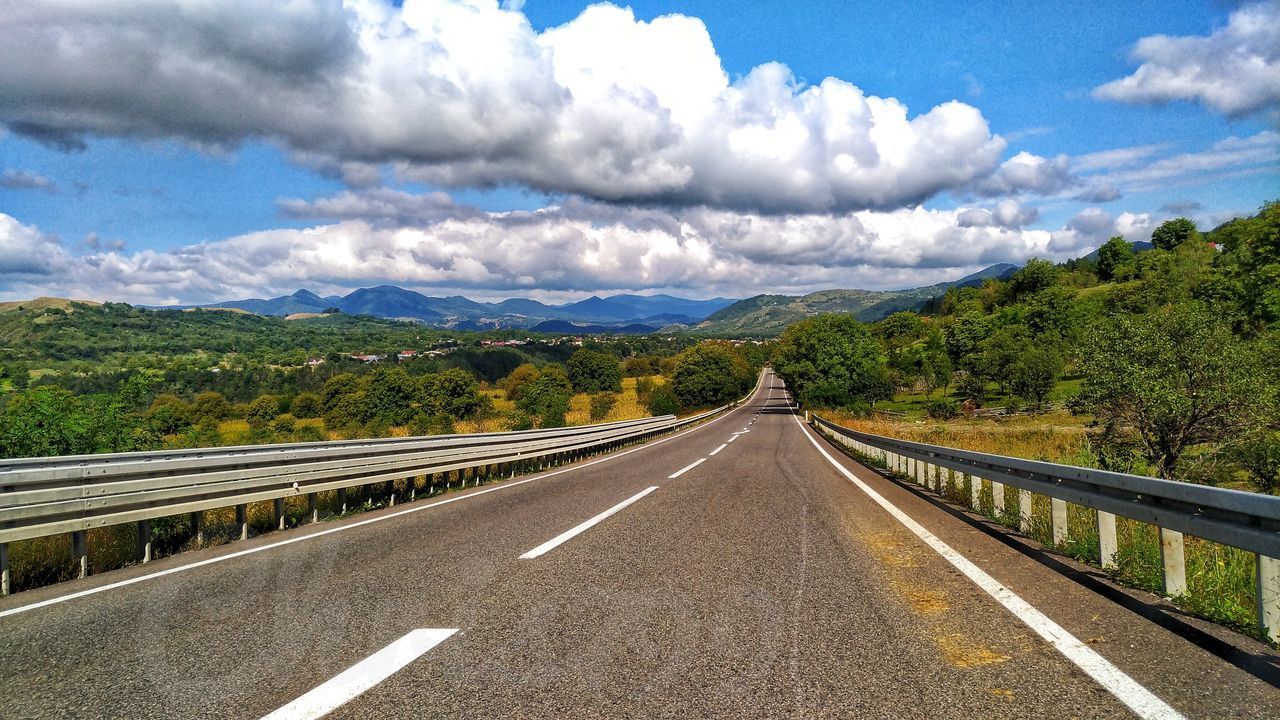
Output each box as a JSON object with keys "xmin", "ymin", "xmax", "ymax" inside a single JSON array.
[
  {"xmin": 169, "ymin": 287, "xmax": 737, "ymax": 331},
  {"xmin": 164, "ymin": 262, "xmax": 1021, "ymax": 335}
]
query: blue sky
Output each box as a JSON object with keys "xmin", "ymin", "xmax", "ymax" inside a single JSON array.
[{"xmin": 0, "ymin": 1, "xmax": 1276, "ymax": 303}]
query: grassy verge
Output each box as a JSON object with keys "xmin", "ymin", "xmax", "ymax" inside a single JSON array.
[{"xmin": 823, "ymin": 411, "xmax": 1267, "ymax": 641}]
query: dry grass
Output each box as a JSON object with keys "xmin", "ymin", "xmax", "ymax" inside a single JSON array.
[{"xmin": 819, "ymin": 411, "xmax": 1266, "ymax": 640}]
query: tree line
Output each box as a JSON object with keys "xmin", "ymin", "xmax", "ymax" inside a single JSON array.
[{"xmin": 774, "ymin": 201, "xmax": 1280, "ymax": 490}]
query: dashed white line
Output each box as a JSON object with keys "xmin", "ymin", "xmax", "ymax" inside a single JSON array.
[
  {"xmin": 519, "ymin": 486, "xmax": 659, "ymax": 559},
  {"xmin": 726, "ymin": 434, "xmax": 740, "ymax": 443},
  {"xmin": 792, "ymin": 412, "xmax": 1185, "ymax": 720},
  {"xmin": 261, "ymin": 628, "xmax": 457, "ymax": 720},
  {"xmin": 709, "ymin": 443, "xmax": 728, "ymax": 456},
  {"xmin": 668, "ymin": 458, "xmax": 707, "ymax": 478},
  {"xmin": 0, "ymin": 382, "xmax": 757, "ymax": 619}
]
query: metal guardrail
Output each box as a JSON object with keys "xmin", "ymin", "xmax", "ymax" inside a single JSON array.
[
  {"xmin": 809, "ymin": 414, "xmax": 1280, "ymax": 642},
  {"xmin": 0, "ymin": 401, "xmax": 738, "ymax": 596}
]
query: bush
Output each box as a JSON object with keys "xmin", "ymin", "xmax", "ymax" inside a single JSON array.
[
  {"xmin": 271, "ymin": 413, "xmax": 297, "ymax": 434},
  {"xmin": 507, "ymin": 411, "xmax": 534, "ymax": 431},
  {"xmin": 635, "ymin": 376, "xmax": 655, "ymax": 402},
  {"xmin": 589, "ymin": 392, "xmax": 617, "ymax": 422},
  {"xmin": 670, "ymin": 343, "xmax": 752, "ymax": 408},
  {"xmin": 290, "ymin": 392, "xmax": 323, "ymax": 418},
  {"xmin": 567, "ymin": 348, "xmax": 623, "ymax": 393},
  {"xmin": 245, "ymin": 395, "xmax": 280, "ymax": 429},
  {"xmin": 646, "ymin": 383, "xmax": 681, "ymax": 416},
  {"xmin": 409, "ymin": 413, "xmax": 455, "ymax": 436},
  {"xmin": 925, "ymin": 399, "xmax": 960, "ymax": 420}
]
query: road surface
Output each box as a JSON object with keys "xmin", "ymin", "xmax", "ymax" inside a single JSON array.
[{"xmin": 1, "ymin": 370, "xmax": 1277, "ymax": 718}]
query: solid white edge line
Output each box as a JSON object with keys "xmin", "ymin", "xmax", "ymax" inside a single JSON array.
[
  {"xmin": 260, "ymin": 628, "xmax": 457, "ymax": 720},
  {"xmin": 0, "ymin": 375, "xmax": 767, "ymax": 620},
  {"xmin": 518, "ymin": 486, "xmax": 659, "ymax": 559},
  {"xmin": 668, "ymin": 458, "xmax": 706, "ymax": 479},
  {"xmin": 708, "ymin": 443, "xmax": 728, "ymax": 456},
  {"xmin": 791, "ymin": 412, "xmax": 1184, "ymax": 720}
]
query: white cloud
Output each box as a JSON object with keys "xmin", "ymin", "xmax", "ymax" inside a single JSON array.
[
  {"xmin": 1093, "ymin": 2, "xmax": 1280, "ymax": 118},
  {"xmin": 973, "ymin": 151, "xmax": 1079, "ymax": 197},
  {"xmin": 3, "ymin": 196, "xmax": 1129, "ymax": 304},
  {"xmin": 0, "ymin": 0, "xmax": 1008, "ymax": 213},
  {"xmin": 0, "ymin": 168, "xmax": 57, "ymax": 192},
  {"xmin": 1094, "ymin": 131, "xmax": 1278, "ymax": 191}
]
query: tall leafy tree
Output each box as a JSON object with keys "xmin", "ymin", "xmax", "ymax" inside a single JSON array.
[
  {"xmin": 1095, "ymin": 236, "xmax": 1134, "ymax": 281},
  {"xmin": 773, "ymin": 314, "xmax": 891, "ymax": 408},
  {"xmin": 566, "ymin": 348, "xmax": 623, "ymax": 393},
  {"xmin": 1076, "ymin": 303, "xmax": 1265, "ymax": 479},
  {"xmin": 1150, "ymin": 217, "xmax": 1200, "ymax": 252}
]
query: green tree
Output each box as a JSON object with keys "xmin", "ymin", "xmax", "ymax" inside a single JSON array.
[
  {"xmin": 589, "ymin": 392, "xmax": 617, "ymax": 422},
  {"xmin": 498, "ymin": 363, "xmax": 540, "ymax": 400},
  {"xmin": 290, "ymin": 392, "xmax": 323, "ymax": 418},
  {"xmin": 515, "ymin": 364, "xmax": 573, "ymax": 428},
  {"xmin": 566, "ymin": 348, "xmax": 623, "ymax": 394},
  {"xmin": 1095, "ymin": 236, "xmax": 1134, "ymax": 281},
  {"xmin": 1151, "ymin": 217, "xmax": 1200, "ymax": 252},
  {"xmin": 1006, "ymin": 258, "xmax": 1060, "ymax": 300},
  {"xmin": 361, "ymin": 367, "xmax": 419, "ymax": 426},
  {"xmin": 145, "ymin": 394, "xmax": 192, "ymax": 436},
  {"xmin": 245, "ymin": 395, "xmax": 280, "ymax": 430},
  {"xmin": 670, "ymin": 343, "xmax": 751, "ymax": 408},
  {"xmin": 1236, "ymin": 434, "xmax": 1280, "ymax": 494},
  {"xmin": 1008, "ymin": 346, "xmax": 1063, "ymax": 408},
  {"xmin": 189, "ymin": 390, "xmax": 230, "ymax": 423},
  {"xmin": 1077, "ymin": 303, "xmax": 1265, "ymax": 479},
  {"xmin": 773, "ymin": 315, "xmax": 891, "ymax": 408},
  {"xmin": 646, "ymin": 383, "xmax": 681, "ymax": 416},
  {"xmin": 421, "ymin": 368, "xmax": 483, "ymax": 418}
]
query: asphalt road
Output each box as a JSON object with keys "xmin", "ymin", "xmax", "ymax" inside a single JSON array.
[{"xmin": 1, "ymin": 370, "xmax": 1278, "ymax": 719}]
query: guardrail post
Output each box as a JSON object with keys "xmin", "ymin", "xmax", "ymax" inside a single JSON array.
[
  {"xmin": 72, "ymin": 530, "xmax": 88, "ymax": 579},
  {"xmin": 236, "ymin": 504, "xmax": 249, "ymax": 541},
  {"xmin": 1097, "ymin": 511, "xmax": 1117, "ymax": 569},
  {"xmin": 338, "ymin": 488, "xmax": 348, "ymax": 513},
  {"xmin": 191, "ymin": 511, "xmax": 204, "ymax": 546},
  {"xmin": 1051, "ymin": 498, "xmax": 1068, "ymax": 547},
  {"xmin": 1258, "ymin": 554, "xmax": 1280, "ymax": 643},
  {"xmin": 137, "ymin": 520, "xmax": 152, "ymax": 563},
  {"xmin": 991, "ymin": 481, "xmax": 1005, "ymax": 516},
  {"xmin": 967, "ymin": 474, "xmax": 979, "ymax": 509},
  {"xmin": 1018, "ymin": 490, "xmax": 1033, "ymax": 533},
  {"xmin": 308, "ymin": 494, "xmax": 319, "ymax": 524},
  {"xmin": 1, "ymin": 543, "xmax": 9, "ymax": 596},
  {"xmin": 1160, "ymin": 528, "xmax": 1187, "ymax": 597},
  {"xmin": 274, "ymin": 498, "xmax": 286, "ymax": 529}
]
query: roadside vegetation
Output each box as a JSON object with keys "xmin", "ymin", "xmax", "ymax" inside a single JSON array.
[
  {"xmin": 1, "ymin": 336, "xmax": 766, "ymax": 593},
  {"xmin": 774, "ymin": 201, "xmax": 1280, "ymax": 638}
]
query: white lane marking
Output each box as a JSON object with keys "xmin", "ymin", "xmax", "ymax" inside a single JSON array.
[
  {"xmin": 668, "ymin": 458, "xmax": 707, "ymax": 478},
  {"xmin": 726, "ymin": 434, "xmax": 739, "ymax": 443},
  {"xmin": 791, "ymin": 413, "xmax": 1184, "ymax": 720},
  {"xmin": 708, "ymin": 443, "xmax": 728, "ymax": 456},
  {"xmin": 519, "ymin": 486, "xmax": 659, "ymax": 559},
  {"xmin": 0, "ymin": 381, "xmax": 763, "ymax": 620},
  {"xmin": 261, "ymin": 628, "xmax": 457, "ymax": 720}
]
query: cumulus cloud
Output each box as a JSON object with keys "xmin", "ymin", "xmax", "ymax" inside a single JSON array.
[
  {"xmin": 0, "ymin": 168, "xmax": 57, "ymax": 192},
  {"xmin": 0, "ymin": 0, "xmax": 1009, "ymax": 213},
  {"xmin": 1093, "ymin": 2, "xmax": 1280, "ymax": 118},
  {"xmin": 972, "ymin": 151, "xmax": 1079, "ymax": 197},
  {"xmin": 4, "ymin": 194, "xmax": 1139, "ymax": 304},
  {"xmin": 0, "ymin": 214, "xmax": 67, "ymax": 278}
]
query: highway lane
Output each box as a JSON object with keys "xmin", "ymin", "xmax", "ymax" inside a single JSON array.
[{"xmin": 1, "ymin": 370, "xmax": 1278, "ymax": 718}]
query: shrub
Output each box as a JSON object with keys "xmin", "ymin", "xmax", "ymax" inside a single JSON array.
[
  {"xmin": 925, "ymin": 399, "xmax": 959, "ymax": 420},
  {"xmin": 589, "ymin": 392, "xmax": 617, "ymax": 422},
  {"xmin": 244, "ymin": 395, "xmax": 280, "ymax": 430},
  {"xmin": 271, "ymin": 413, "xmax": 297, "ymax": 434},
  {"xmin": 567, "ymin": 348, "xmax": 623, "ymax": 393},
  {"xmin": 646, "ymin": 383, "xmax": 681, "ymax": 416},
  {"xmin": 290, "ymin": 392, "xmax": 323, "ymax": 418}
]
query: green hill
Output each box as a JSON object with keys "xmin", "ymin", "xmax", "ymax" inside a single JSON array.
[{"xmin": 696, "ymin": 264, "xmax": 1017, "ymax": 337}]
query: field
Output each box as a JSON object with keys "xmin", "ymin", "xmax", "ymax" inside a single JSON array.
[{"xmin": 824, "ymin": 407, "xmax": 1264, "ymax": 639}]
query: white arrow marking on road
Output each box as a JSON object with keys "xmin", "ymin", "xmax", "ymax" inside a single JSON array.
[
  {"xmin": 261, "ymin": 628, "xmax": 457, "ymax": 720},
  {"xmin": 520, "ymin": 486, "xmax": 659, "ymax": 559}
]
